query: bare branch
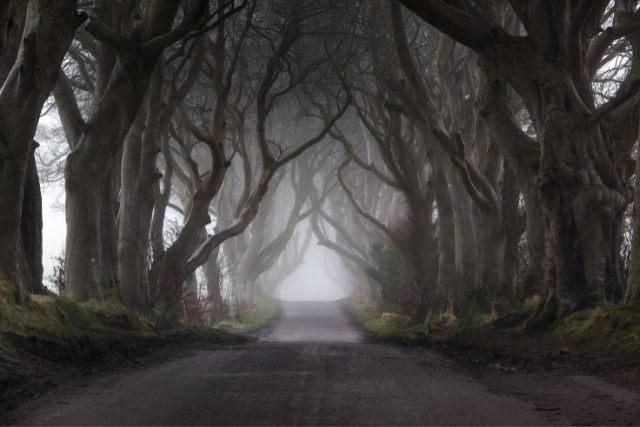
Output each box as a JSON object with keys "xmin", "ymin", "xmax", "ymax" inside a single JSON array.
[{"xmin": 337, "ymin": 158, "xmax": 397, "ymax": 243}]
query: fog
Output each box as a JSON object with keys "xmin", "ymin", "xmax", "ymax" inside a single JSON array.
[
  {"xmin": 41, "ymin": 186, "xmax": 65, "ymax": 287},
  {"xmin": 274, "ymin": 237, "xmax": 349, "ymax": 302}
]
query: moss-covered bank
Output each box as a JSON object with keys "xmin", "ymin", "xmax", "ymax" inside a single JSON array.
[
  {"xmin": 0, "ymin": 295, "xmax": 246, "ymax": 360},
  {"xmin": 552, "ymin": 304, "xmax": 640, "ymax": 354}
]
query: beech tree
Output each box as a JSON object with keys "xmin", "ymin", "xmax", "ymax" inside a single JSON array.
[
  {"xmin": 394, "ymin": 0, "xmax": 640, "ymax": 321},
  {"xmin": 7, "ymin": 0, "xmax": 640, "ymax": 332},
  {"xmin": 387, "ymin": 3, "xmax": 527, "ymax": 314},
  {"xmin": 57, "ymin": 0, "xmax": 244, "ymax": 302},
  {"xmin": 0, "ymin": 0, "xmax": 85, "ymax": 303}
]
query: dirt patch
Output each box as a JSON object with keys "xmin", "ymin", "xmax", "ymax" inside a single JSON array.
[
  {"xmin": 475, "ymin": 371, "xmax": 640, "ymax": 425},
  {"xmin": 430, "ymin": 318, "xmax": 640, "ymax": 425},
  {"xmin": 349, "ymin": 303, "xmax": 640, "ymax": 425},
  {"xmin": 437, "ymin": 318, "xmax": 640, "ymax": 386}
]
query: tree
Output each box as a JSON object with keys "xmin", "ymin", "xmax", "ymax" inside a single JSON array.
[
  {"xmin": 396, "ymin": 0, "xmax": 640, "ymax": 320},
  {"xmin": 117, "ymin": 36, "xmax": 207, "ymax": 312},
  {"xmin": 57, "ymin": 0, "xmax": 243, "ymax": 301},
  {"xmin": 0, "ymin": 0, "xmax": 85, "ymax": 303}
]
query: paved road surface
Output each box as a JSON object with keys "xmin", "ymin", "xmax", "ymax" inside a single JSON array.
[{"xmin": 7, "ymin": 301, "xmax": 571, "ymax": 425}]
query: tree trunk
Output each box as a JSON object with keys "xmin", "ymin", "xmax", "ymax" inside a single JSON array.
[
  {"xmin": 101, "ymin": 167, "xmax": 120, "ymax": 290},
  {"xmin": 0, "ymin": 0, "xmax": 83, "ymax": 302},
  {"xmin": 407, "ymin": 195, "xmax": 438, "ymax": 323},
  {"xmin": 65, "ymin": 70, "xmax": 150, "ymax": 301},
  {"xmin": 118, "ymin": 111, "xmax": 156, "ymax": 311},
  {"xmin": 434, "ymin": 169, "xmax": 456, "ymax": 314},
  {"xmin": 521, "ymin": 180, "xmax": 545, "ymax": 300},
  {"xmin": 182, "ymin": 272, "xmax": 201, "ymax": 325},
  {"xmin": 448, "ymin": 174, "xmax": 476, "ymax": 312},
  {"xmin": 470, "ymin": 132, "xmax": 503, "ymax": 304},
  {"xmin": 498, "ymin": 160, "xmax": 519, "ymax": 313},
  {"xmin": 536, "ymin": 124, "xmax": 627, "ymax": 317},
  {"xmin": 0, "ymin": 137, "xmax": 31, "ymax": 303},
  {"xmin": 204, "ymin": 247, "xmax": 224, "ymax": 325},
  {"xmin": 153, "ymin": 188, "xmax": 224, "ymax": 322},
  {"xmin": 65, "ymin": 158, "xmax": 108, "ymax": 300},
  {"xmin": 626, "ymin": 142, "xmax": 640, "ymax": 302},
  {"xmin": 22, "ymin": 146, "xmax": 43, "ymax": 294},
  {"xmin": 117, "ymin": 64, "xmax": 164, "ymax": 312},
  {"xmin": 65, "ymin": 2, "xmax": 182, "ymax": 302}
]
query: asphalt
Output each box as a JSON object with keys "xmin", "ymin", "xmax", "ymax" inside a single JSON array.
[{"xmin": 5, "ymin": 301, "xmax": 573, "ymax": 425}]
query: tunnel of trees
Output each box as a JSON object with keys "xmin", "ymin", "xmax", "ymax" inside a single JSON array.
[{"xmin": 2, "ymin": 0, "xmax": 640, "ymax": 330}]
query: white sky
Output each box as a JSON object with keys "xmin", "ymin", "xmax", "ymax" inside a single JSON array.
[{"xmin": 41, "ymin": 183, "xmax": 66, "ymax": 289}]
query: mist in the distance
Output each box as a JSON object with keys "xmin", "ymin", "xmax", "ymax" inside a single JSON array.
[{"xmin": 274, "ymin": 238, "xmax": 348, "ymax": 302}]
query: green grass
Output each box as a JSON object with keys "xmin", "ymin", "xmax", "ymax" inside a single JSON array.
[
  {"xmin": 351, "ymin": 303, "xmax": 498, "ymax": 344},
  {"xmin": 0, "ymin": 295, "xmax": 130, "ymax": 355},
  {"xmin": 553, "ymin": 304, "xmax": 640, "ymax": 354},
  {"xmin": 0, "ymin": 292, "xmax": 248, "ymax": 368},
  {"xmin": 216, "ymin": 298, "xmax": 279, "ymax": 334},
  {"xmin": 0, "ymin": 290, "xmax": 249, "ymax": 413},
  {"xmin": 352, "ymin": 303, "xmax": 430, "ymax": 344},
  {"xmin": 353, "ymin": 301, "xmax": 640, "ymax": 355}
]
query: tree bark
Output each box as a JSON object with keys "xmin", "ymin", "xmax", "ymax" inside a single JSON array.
[
  {"xmin": 469, "ymin": 128, "xmax": 503, "ymax": 303},
  {"xmin": 521, "ymin": 180, "xmax": 545, "ymax": 299},
  {"xmin": 404, "ymin": 194, "xmax": 438, "ymax": 323},
  {"xmin": 0, "ymin": 0, "xmax": 26, "ymax": 83},
  {"xmin": 118, "ymin": 112, "xmax": 154, "ymax": 311},
  {"xmin": 626, "ymin": 143, "xmax": 640, "ymax": 302},
  {"xmin": 204, "ymin": 247, "xmax": 224, "ymax": 325},
  {"xmin": 448, "ymin": 174, "xmax": 476, "ymax": 312},
  {"xmin": 117, "ymin": 66, "xmax": 164, "ymax": 312},
  {"xmin": 498, "ymin": 160, "xmax": 519, "ymax": 311},
  {"xmin": 22, "ymin": 146, "xmax": 43, "ymax": 294},
  {"xmin": 434, "ymin": 169, "xmax": 456, "ymax": 313},
  {"xmin": 182, "ymin": 272, "xmax": 201, "ymax": 325}
]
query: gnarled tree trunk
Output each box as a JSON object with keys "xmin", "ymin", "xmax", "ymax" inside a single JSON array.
[
  {"xmin": 65, "ymin": 1, "xmax": 190, "ymax": 301},
  {"xmin": 397, "ymin": 0, "xmax": 636, "ymax": 320},
  {"xmin": 0, "ymin": 0, "xmax": 83, "ymax": 302}
]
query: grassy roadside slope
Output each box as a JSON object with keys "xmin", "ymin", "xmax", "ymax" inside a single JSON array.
[
  {"xmin": 0, "ymin": 280, "xmax": 248, "ymax": 414},
  {"xmin": 350, "ymin": 302, "xmax": 640, "ymax": 382},
  {"xmin": 216, "ymin": 298, "xmax": 279, "ymax": 335},
  {"xmin": 351, "ymin": 303, "xmax": 491, "ymax": 344}
]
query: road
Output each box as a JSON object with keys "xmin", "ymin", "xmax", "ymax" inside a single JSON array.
[{"xmin": 8, "ymin": 300, "xmax": 633, "ymax": 425}]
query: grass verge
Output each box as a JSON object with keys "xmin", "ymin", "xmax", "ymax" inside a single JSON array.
[
  {"xmin": 0, "ymin": 290, "xmax": 247, "ymax": 414},
  {"xmin": 0, "ymin": 295, "xmax": 247, "ymax": 360},
  {"xmin": 351, "ymin": 301, "xmax": 640, "ymax": 384},
  {"xmin": 216, "ymin": 298, "xmax": 279, "ymax": 335},
  {"xmin": 352, "ymin": 302, "xmax": 640, "ymax": 351},
  {"xmin": 351, "ymin": 302, "xmax": 493, "ymax": 345},
  {"xmin": 352, "ymin": 303, "xmax": 429, "ymax": 344},
  {"xmin": 552, "ymin": 303, "xmax": 640, "ymax": 354}
]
